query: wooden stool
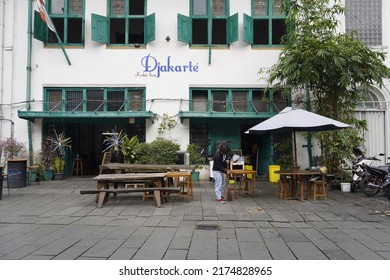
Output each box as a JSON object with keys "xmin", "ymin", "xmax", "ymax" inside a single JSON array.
[
  {"xmin": 72, "ymin": 158, "xmax": 83, "ymax": 176},
  {"xmin": 308, "ymin": 177, "xmax": 327, "ymax": 200},
  {"xmin": 276, "ymin": 176, "xmax": 291, "ymax": 199},
  {"xmin": 239, "ymin": 177, "xmax": 255, "ymax": 197}
]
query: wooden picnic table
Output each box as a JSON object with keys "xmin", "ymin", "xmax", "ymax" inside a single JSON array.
[
  {"xmin": 275, "ymin": 169, "xmax": 322, "ymax": 201},
  {"xmin": 82, "ymin": 173, "xmax": 178, "ymax": 208}
]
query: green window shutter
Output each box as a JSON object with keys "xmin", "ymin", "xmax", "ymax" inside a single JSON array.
[
  {"xmin": 33, "ymin": 11, "xmax": 47, "ymax": 43},
  {"xmin": 91, "ymin": 13, "xmax": 108, "ymax": 43},
  {"xmin": 243, "ymin": 13, "xmax": 253, "ymax": 44},
  {"xmin": 144, "ymin": 13, "xmax": 156, "ymax": 44},
  {"xmin": 227, "ymin": 13, "xmax": 238, "ymax": 44},
  {"xmin": 177, "ymin": 14, "xmax": 191, "ymax": 43}
]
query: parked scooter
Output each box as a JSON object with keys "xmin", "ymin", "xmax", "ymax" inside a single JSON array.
[
  {"xmin": 359, "ymin": 164, "xmax": 390, "ymax": 199},
  {"xmin": 351, "ymin": 146, "xmax": 384, "ymax": 192}
]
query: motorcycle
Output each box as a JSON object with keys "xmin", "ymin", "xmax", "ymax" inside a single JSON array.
[
  {"xmin": 351, "ymin": 146, "xmax": 384, "ymax": 192},
  {"xmin": 359, "ymin": 164, "xmax": 390, "ymax": 199}
]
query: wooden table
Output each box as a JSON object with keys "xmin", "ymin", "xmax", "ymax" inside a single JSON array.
[
  {"xmin": 100, "ymin": 163, "xmax": 196, "ymax": 174},
  {"xmin": 91, "ymin": 173, "xmax": 168, "ymax": 207},
  {"xmin": 275, "ymin": 170, "xmax": 321, "ymax": 201},
  {"xmin": 227, "ymin": 169, "xmax": 257, "ymax": 200},
  {"xmin": 165, "ymin": 171, "xmax": 193, "ymax": 201}
]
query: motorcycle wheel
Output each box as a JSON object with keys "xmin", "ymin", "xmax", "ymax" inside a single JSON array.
[
  {"xmin": 384, "ymin": 186, "xmax": 390, "ymax": 201},
  {"xmin": 359, "ymin": 180, "xmax": 380, "ymax": 197},
  {"xmin": 351, "ymin": 181, "xmax": 359, "ymax": 193}
]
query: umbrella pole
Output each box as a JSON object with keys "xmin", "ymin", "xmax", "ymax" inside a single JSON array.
[{"xmin": 293, "ymin": 131, "xmax": 298, "ymax": 168}]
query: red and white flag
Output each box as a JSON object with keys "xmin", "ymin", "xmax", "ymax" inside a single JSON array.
[{"xmin": 37, "ymin": 0, "xmax": 57, "ymax": 33}]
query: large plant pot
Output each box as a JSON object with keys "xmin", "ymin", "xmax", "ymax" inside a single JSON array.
[
  {"xmin": 53, "ymin": 173, "xmax": 65, "ymax": 180},
  {"xmin": 43, "ymin": 170, "xmax": 54, "ymax": 181},
  {"xmin": 7, "ymin": 159, "xmax": 27, "ymax": 188},
  {"xmin": 191, "ymin": 171, "xmax": 200, "ymax": 181}
]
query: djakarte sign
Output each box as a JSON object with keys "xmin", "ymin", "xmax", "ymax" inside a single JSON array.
[{"xmin": 136, "ymin": 54, "xmax": 199, "ymax": 78}]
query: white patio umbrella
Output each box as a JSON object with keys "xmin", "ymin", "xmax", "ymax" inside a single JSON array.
[{"xmin": 245, "ymin": 107, "xmax": 351, "ymax": 167}]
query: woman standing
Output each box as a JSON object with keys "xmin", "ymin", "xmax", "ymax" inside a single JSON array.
[{"xmin": 212, "ymin": 143, "xmax": 229, "ymax": 204}]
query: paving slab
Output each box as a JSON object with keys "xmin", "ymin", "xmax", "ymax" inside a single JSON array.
[{"xmin": 0, "ymin": 177, "xmax": 389, "ymax": 260}]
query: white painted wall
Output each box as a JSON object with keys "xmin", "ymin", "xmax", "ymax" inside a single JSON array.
[{"xmin": 1, "ymin": 0, "xmax": 389, "ymax": 170}]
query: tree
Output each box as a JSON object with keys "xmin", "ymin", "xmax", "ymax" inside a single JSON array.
[{"xmin": 263, "ymin": 0, "xmax": 390, "ymax": 174}]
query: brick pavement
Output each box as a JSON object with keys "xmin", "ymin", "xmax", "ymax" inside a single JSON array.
[{"xmin": 0, "ymin": 177, "xmax": 389, "ymax": 260}]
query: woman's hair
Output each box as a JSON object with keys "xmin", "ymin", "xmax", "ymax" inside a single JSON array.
[{"xmin": 219, "ymin": 143, "xmax": 228, "ymax": 154}]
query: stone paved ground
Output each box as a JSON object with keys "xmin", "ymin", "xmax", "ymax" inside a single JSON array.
[{"xmin": 0, "ymin": 177, "xmax": 389, "ymax": 260}]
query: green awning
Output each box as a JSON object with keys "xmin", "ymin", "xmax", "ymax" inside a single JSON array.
[{"xmin": 18, "ymin": 110, "xmax": 155, "ymax": 122}]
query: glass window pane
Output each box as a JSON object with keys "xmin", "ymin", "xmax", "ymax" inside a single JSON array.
[
  {"xmin": 272, "ymin": 0, "xmax": 283, "ymax": 15},
  {"xmin": 193, "ymin": 0, "xmax": 207, "ymax": 16},
  {"xmin": 70, "ymin": 0, "xmax": 83, "ymax": 14},
  {"xmin": 272, "ymin": 91, "xmax": 288, "ymax": 111},
  {"xmin": 252, "ymin": 90, "xmax": 268, "ymax": 112},
  {"xmin": 129, "ymin": 0, "xmax": 144, "ymax": 15},
  {"xmin": 128, "ymin": 18, "xmax": 144, "ymax": 44},
  {"xmin": 86, "ymin": 90, "xmax": 104, "ymax": 111},
  {"xmin": 51, "ymin": 0, "xmax": 65, "ymax": 14},
  {"xmin": 254, "ymin": 0, "xmax": 267, "ymax": 16},
  {"xmin": 47, "ymin": 90, "xmax": 62, "ymax": 112},
  {"xmin": 345, "ymin": 0, "xmax": 382, "ymax": 46},
  {"xmin": 130, "ymin": 91, "xmax": 143, "ymax": 111},
  {"xmin": 66, "ymin": 90, "xmax": 83, "ymax": 111},
  {"xmin": 67, "ymin": 18, "xmax": 83, "ymax": 43},
  {"xmin": 212, "ymin": 0, "xmax": 225, "ymax": 16},
  {"xmin": 272, "ymin": 19, "xmax": 286, "ymax": 44},
  {"xmin": 192, "ymin": 90, "xmax": 208, "ymax": 111},
  {"xmin": 213, "ymin": 91, "xmax": 227, "ymax": 112},
  {"xmin": 233, "ymin": 91, "xmax": 248, "ymax": 112},
  {"xmin": 110, "ymin": 18, "xmax": 126, "ymax": 44},
  {"xmin": 107, "ymin": 91, "xmax": 125, "ymax": 111},
  {"xmin": 112, "ymin": 0, "xmax": 126, "ymax": 14}
]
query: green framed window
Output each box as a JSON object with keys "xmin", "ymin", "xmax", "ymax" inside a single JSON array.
[
  {"xmin": 45, "ymin": 87, "xmax": 146, "ymax": 112},
  {"xmin": 34, "ymin": 0, "xmax": 84, "ymax": 45},
  {"xmin": 190, "ymin": 88, "xmax": 289, "ymax": 113},
  {"xmin": 244, "ymin": 0, "xmax": 287, "ymax": 46},
  {"xmin": 91, "ymin": 0, "xmax": 155, "ymax": 46},
  {"xmin": 178, "ymin": 0, "xmax": 238, "ymax": 46}
]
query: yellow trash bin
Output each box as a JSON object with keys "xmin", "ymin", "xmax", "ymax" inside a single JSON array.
[
  {"xmin": 269, "ymin": 165, "xmax": 280, "ymax": 182},
  {"xmin": 244, "ymin": 165, "xmax": 253, "ymax": 179}
]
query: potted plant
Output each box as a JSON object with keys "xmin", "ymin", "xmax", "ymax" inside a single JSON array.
[
  {"xmin": 186, "ymin": 143, "xmax": 205, "ymax": 181},
  {"xmin": 46, "ymin": 131, "xmax": 72, "ymax": 180},
  {"xmin": 41, "ymin": 140, "xmax": 54, "ymax": 180}
]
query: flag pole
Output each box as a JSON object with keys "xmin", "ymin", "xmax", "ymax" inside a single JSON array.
[{"xmin": 53, "ymin": 32, "xmax": 71, "ymax": 65}]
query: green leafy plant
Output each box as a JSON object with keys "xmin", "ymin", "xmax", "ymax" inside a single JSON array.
[
  {"xmin": 186, "ymin": 143, "xmax": 205, "ymax": 169},
  {"xmin": 121, "ymin": 135, "xmax": 139, "ymax": 164},
  {"xmin": 53, "ymin": 156, "xmax": 65, "ymax": 173},
  {"xmin": 134, "ymin": 138, "xmax": 180, "ymax": 164},
  {"xmin": 157, "ymin": 113, "xmax": 177, "ymax": 134},
  {"xmin": 263, "ymin": 0, "xmax": 390, "ymax": 176}
]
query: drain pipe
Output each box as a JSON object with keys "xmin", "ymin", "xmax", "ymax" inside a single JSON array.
[
  {"xmin": 26, "ymin": 0, "xmax": 33, "ymax": 165},
  {"xmin": 0, "ymin": 0, "xmax": 6, "ymax": 134}
]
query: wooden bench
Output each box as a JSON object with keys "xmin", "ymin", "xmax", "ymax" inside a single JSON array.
[{"xmin": 80, "ymin": 187, "xmax": 181, "ymax": 208}]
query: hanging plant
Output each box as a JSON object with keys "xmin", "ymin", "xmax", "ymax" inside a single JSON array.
[{"xmin": 157, "ymin": 113, "xmax": 177, "ymax": 134}]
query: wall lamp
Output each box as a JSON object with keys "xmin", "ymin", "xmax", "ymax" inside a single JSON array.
[{"xmin": 165, "ymin": 36, "xmax": 171, "ymax": 42}]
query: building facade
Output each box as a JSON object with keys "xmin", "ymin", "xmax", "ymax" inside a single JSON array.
[{"xmin": 0, "ymin": 0, "xmax": 389, "ymax": 178}]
